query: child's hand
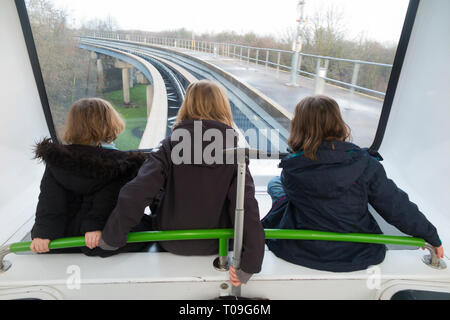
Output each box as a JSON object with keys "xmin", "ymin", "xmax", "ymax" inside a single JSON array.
[
  {"xmin": 30, "ymin": 238, "xmax": 50, "ymax": 253},
  {"xmin": 229, "ymin": 265, "xmax": 242, "ymax": 287},
  {"xmin": 85, "ymin": 231, "xmax": 102, "ymax": 249},
  {"xmin": 422, "ymin": 245, "xmax": 445, "ymax": 259},
  {"xmin": 435, "ymin": 246, "xmax": 445, "ymax": 259}
]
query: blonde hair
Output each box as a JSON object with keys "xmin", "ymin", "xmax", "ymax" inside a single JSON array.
[
  {"xmin": 62, "ymin": 98, "xmax": 125, "ymax": 146},
  {"xmin": 288, "ymin": 95, "xmax": 351, "ymax": 161},
  {"xmin": 175, "ymin": 80, "xmax": 234, "ymax": 128}
]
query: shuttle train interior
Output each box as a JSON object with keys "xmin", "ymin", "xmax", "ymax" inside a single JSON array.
[{"xmin": 0, "ymin": 0, "xmax": 449, "ymax": 300}]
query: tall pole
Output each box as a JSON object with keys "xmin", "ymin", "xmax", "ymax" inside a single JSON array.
[
  {"xmin": 288, "ymin": 0, "xmax": 306, "ymax": 87},
  {"xmin": 231, "ymin": 151, "xmax": 246, "ymax": 297}
]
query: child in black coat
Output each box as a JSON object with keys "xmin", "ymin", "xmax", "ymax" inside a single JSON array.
[
  {"xmin": 30, "ymin": 98, "xmax": 147, "ymax": 256},
  {"xmin": 262, "ymin": 95, "xmax": 444, "ymax": 272}
]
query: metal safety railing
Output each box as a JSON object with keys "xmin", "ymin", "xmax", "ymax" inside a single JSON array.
[
  {"xmin": 0, "ymin": 228, "xmax": 446, "ymax": 274},
  {"xmin": 83, "ymin": 32, "xmax": 393, "ymax": 98}
]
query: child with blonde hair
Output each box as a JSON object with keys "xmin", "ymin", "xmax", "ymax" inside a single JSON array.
[
  {"xmin": 31, "ymin": 98, "xmax": 147, "ymax": 256},
  {"xmin": 99, "ymin": 80, "xmax": 265, "ymax": 285}
]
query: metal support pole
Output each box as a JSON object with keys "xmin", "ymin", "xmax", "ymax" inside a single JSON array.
[
  {"xmin": 298, "ymin": 54, "xmax": 303, "ymax": 75},
  {"xmin": 247, "ymin": 48, "xmax": 250, "ymax": 64},
  {"xmin": 240, "ymin": 47, "xmax": 243, "ymax": 62},
  {"xmin": 422, "ymin": 244, "xmax": 447, "ymax": 270},
  {"xmin": 314, "ymin": 58, "xmax": 329, "ymax": 95},
  {"xmin": 347, "ymin": 62, "xmax": 361, "ymax": 109},
  {"xmin": 324, "ymin": 59, "xmax": 329, "ymax": 71},
  {"xmin": 265, "ymin": 51, "xmax": 270, "ymax": 70},
  {"xmin": 288, "ymin": 0, "xmax": 306, "ymax": 86},
  {"xmin": 214, "ymin": 238, "xmax": 230, "ymax": 271},
  {"xmin": 289, "ymin": 49, "xmax": 300, "ymax": 86},
  {"xmin": 350, "ymin": 62, "xmax": 361, "ymax": 95},
  {"xmin": 256, "ymin": 50, "xmax": 259, "ymax": 66},
  {"xmin": 0, "ymin": 245, "xmax": 11, "ymax": 273},
  {"xmin": 231, "ymin": 153, "xmax": 246, "ymax": 297},
  {"xmin": 276, "ymin": 52, "xmax": 281, "ymax": 77},
  {"xmin": 314, "ymin": 58, "xmax": 322, "ymax": 84}
]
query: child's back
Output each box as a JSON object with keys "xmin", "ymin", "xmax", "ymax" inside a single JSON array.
[
  {"xmin": 32, "ymin": 139, "xmax": 145, "ymax": 244},
  {"xmin": 31, "ymin": 98, "xmax": 147, "ymax": 255},
  {"xmin": 264, "ymin": 140, "xmax": 441, "ymax": 271},
  {"xmin": 100, "ymin": 80, "xmax": 265, "ymax": 284},
  {"xmin": 263, "ymin": 95, "xmax": 442, "ymax": 272}
]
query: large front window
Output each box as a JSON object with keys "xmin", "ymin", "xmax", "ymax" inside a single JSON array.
[{"xmin": 24, "ymin": 0, "xmax": 410, "ymax": 151}]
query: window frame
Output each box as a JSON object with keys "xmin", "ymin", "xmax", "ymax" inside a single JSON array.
[{"xmin": 15, "ymin": 0, "xmax": 58, "ymax": 142}]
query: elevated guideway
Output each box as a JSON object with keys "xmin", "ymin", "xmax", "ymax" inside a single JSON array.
[
  {"xmin": 79, "ymin": 42, "xmax": 168, "ymax": 149},
  {"xmin": 81, "ymin": 39, "xmax": 252, "ymax": 148},
  {"xmin": 84, "ymin": 34, "xmax": 389, "ymax": 147},
  {"xmin": 81, "ymin": 37, "xmax": 292, "ymax": 153}
]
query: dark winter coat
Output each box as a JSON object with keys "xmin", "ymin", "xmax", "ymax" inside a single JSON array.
[
  {"xmin": 31, "ymin": 139, "xmax": 146, "ymax": 255},
  {"xmin": 101, "ymin": 120, "xmax": 265, "ymax": 275},
  {"xmin": 262, "ymin": 141, "xmax": 441, "ymax": 272}
]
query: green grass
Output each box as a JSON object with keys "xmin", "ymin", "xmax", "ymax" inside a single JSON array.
[{"xmin": 103, "ymin": 85, "xmax": 148, "ymax": 150}]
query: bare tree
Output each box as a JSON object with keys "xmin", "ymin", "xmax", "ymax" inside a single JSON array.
[{"xmin": 26, "ymin": 0, "xmax": 97, "ymax": 135}]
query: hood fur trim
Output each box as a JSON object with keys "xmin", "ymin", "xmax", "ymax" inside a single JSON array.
[{"xmin": 34, "ymin": 138, "xmax": 146, "ymax": 180}]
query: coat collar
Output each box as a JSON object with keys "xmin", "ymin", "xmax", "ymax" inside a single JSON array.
[
  {"xmin": 281, "ymin": 141, "xmax": 362, "ymax": 168},
  {"xmin": 34, "ymin": 138, "xmax": 146, "ymax": 180}
]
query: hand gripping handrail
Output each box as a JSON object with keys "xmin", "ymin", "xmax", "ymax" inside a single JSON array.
[{"xmin": 0, "ymin": 229, "xmax": 446, "ymax": 274}]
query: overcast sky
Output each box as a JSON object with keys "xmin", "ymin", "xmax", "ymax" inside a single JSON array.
[{"xmin": 51, "ymin": 0, "xmax": 410, "ymax": 43}]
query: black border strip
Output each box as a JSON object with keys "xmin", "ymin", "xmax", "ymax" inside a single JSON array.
[
  {"xmin": 14, "ymin": 0, "xmax": 58, "ymax": 142},
  {"xmin": 370, "ymin": 0, "xmax": 420, "ymax": 151}
]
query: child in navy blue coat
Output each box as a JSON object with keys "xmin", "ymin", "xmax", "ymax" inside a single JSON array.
[{"xmin": 262, "ymin": 95, "xmax": 444, "ymax": 272}]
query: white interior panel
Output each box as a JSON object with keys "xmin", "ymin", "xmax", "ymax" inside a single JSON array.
[
  {"xmin": 0, "ymin": 1, "xmax": 49, "ymax": 245},
  {"xmin": 379, "ymin": 0, "xmax": 450, "ymax": 246}
]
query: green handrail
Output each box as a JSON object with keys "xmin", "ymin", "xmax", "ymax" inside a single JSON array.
[{"xmin": 9, "ymin": 229, "xmax": 426, "ymax": 255}]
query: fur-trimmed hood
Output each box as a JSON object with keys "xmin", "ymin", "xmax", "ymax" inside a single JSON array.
[{"xmin": 34, "ymin": 138, "xmax": 146, "ymax": 181}]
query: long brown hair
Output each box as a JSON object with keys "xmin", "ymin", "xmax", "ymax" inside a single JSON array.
[
  {"xmin": 63, "ymin": 98, "xmax": 125, "ymax": 146},
  {"xmin": 175, "ymin": 80, "xmax": 234, "ymax": 128},
  {"xmin": 288, "ymin": 95, "xmax": 351, "ymax": 160}
]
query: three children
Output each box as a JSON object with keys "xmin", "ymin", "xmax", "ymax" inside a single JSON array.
[{"xmin": 30, "ymin": 84, "xmax": 444, "ymax": 283}]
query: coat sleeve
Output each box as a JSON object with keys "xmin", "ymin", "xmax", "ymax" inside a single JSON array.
[
  {"xmin": 367, "ymin": 159, "xmax": 441, "ymax": 247},
  {"xmin": 31, "ymin": 166, "xmax": 68, "ymax": 240},
  {"xmin": 227, "ymin": 162, "xmax": 265, "ymax": 275},
  {"xmin": 101, "ymin": 142, "xmax": 171, "ymax": 248},
  {"xmin": 80, "ymin": 177, "xmax": 127, "ymax": 234}
]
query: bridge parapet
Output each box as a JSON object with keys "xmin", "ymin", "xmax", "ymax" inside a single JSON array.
[{"xmin": 85, "ymin": 32, "xmax": 393, "ymax": 98}]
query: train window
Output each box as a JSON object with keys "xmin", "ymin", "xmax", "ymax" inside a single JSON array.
[{"xmin": 24, "ymin": 0, "xmax": 410, "ymax": 151}]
